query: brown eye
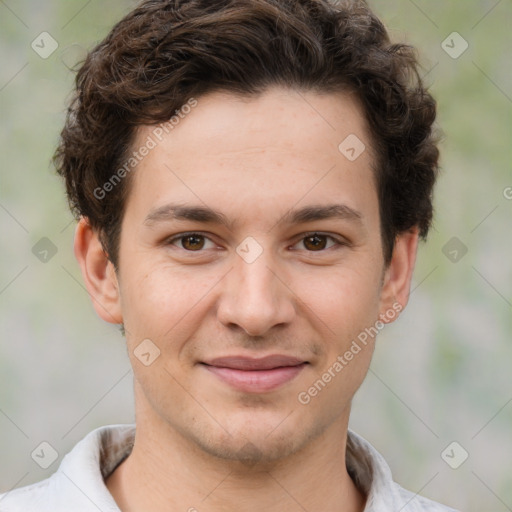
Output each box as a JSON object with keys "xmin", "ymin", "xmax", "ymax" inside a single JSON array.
[
  {"xmin": 303, "ymin": 234, "xmax": 328, "ymax": 251},
  {"xmin": 180, "ymin": 234, "xmax": 206, "ymax": 250},
  {"xmin": 168, "ymin": 232, "xmax": 217, "ymax": 252}
]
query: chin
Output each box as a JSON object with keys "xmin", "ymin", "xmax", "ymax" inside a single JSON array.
[
  {"xmin": 195, "ymin": 430, "xmax": 299, "ymax": 466},
  {"xmin": 180, "ymin": 409, "xmax": 325, "ymax": 467}
]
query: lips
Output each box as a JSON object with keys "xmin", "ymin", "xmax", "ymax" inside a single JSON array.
[
  {"xmin": 201, "ymin": 355, "xmax": 307, "ymax": 393},
  {"xmin": 204, "ymin": 355, "xmax": 305, "ymax": 370}
]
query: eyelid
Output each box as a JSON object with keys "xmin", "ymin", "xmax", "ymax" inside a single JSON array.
[
  {"xmin": 290, "ymin": 231, "xmax": 350, "ymax": 250},
  {"xmin": 166, "ymin": 231, "xmax": 218, "ymax": 249}
]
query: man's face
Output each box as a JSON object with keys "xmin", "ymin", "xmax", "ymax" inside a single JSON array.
[{"xmin": 109, "ymin": 87, "xmax": 398, "ymax": 463}]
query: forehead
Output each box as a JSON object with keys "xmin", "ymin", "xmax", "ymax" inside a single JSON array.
[{"xmin": 125, "ymin": 87, "xmax": 378, "ymax": 225}]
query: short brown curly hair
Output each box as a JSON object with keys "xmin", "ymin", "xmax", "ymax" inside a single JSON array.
[{"xmin": 54, "ymin": 0, "xmax": 439, "ymax": 268}]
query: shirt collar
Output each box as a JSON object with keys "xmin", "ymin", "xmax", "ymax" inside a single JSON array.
[{"xmin": 2, "ymin": 424, "xmax": 455, "ymax": 511}]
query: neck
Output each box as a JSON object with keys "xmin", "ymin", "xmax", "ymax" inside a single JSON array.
[{"xmin": 106, "ymin": 393, "xmax": 366, "ymax": 512}]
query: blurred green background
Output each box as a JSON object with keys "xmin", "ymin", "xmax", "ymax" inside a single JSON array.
[{"xmin": 0, "ymin": 1, "xmax": 511, "ymax": 510}]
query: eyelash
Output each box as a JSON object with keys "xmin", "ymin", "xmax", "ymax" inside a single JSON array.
[
  {"xmin": 294, "ymin": 232, "xmax": 349, "ymax": 250},
  {"xmin": 166, "ymin": 231, "xmax": 348, "ymax": 252}
]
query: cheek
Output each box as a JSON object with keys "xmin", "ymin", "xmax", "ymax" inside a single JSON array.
[
  {"xmin": 294, "ymin": 263, "xmax": 382, "ymax": 337},
  {"xmin": 119, "ymin": 263, "xmax": 218, "ymax": 349},
  {"xmin": 294, "ymin": 268, "xmax": 380, "ymax": 416}
]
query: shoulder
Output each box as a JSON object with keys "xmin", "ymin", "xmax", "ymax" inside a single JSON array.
[
  {"xmin": 394, "ymin": 483, "xmax": 460, "ymax": 512},
  {"xmin": 0, "ymin": 424, "xmax": 135, "ymax": 512},
  {"xmin": 346, "ymin": 430, "xmax": 461, "ymax": 512},
  {"xmin": 0, "ymin": 477, "xmax": 53, "ymax": 512}
]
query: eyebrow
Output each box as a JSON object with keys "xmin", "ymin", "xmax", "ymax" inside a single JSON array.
[
  {"xmin": 144, "ymin": 203, "xmax": 233, "ymax": 229},
  {"xmin": 279, "ymin": 204, "xmax": 362, "ymax": 226},
  {"xmin": 143, "ymin": 202, "xmax": 363, "ymax": 229}
]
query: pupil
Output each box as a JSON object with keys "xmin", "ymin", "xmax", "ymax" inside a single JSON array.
[{"xmin": 184, "ymin": 235, "xmax": 204, "ymax": 250}]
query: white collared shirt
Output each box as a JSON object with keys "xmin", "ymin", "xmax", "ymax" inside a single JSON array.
[{"xmin": 0, "ymin": 424, "xmax": 459, "ymax": 511}]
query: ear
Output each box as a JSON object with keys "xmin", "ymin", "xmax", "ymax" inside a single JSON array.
[
  {"xmin": 378, "ymin": 227, "xmax": 419, "ymax": 323},
  {"xmin": 74, "ymin": 217, "xmax": 123, "ymax": 325}
]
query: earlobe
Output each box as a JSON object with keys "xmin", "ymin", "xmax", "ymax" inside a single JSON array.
[
  {"xmin": 74, "ymin": 218, "xmax": 123, "ymax": 325},
  {"xmin": 379, "ymin": 228, "xmax": 419, "ymax": 323}
]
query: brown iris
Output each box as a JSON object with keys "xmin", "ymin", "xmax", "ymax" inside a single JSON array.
[
  {"xmin": 181, "ymin": 234, "xmax": 205, "ymax": 250},
  {"xmin": 303, "ymin": 234, "xmax": 327, "ymax": 251}
]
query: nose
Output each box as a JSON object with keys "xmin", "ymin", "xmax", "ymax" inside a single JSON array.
[{"xmin": 216, "ymin": 247, "xmax": 295, "ymax": 337}]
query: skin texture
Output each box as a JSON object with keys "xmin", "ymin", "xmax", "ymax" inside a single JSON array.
[{"xmin": 74, "ymin": 87, "xmax": 419, "ymax": 512}]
